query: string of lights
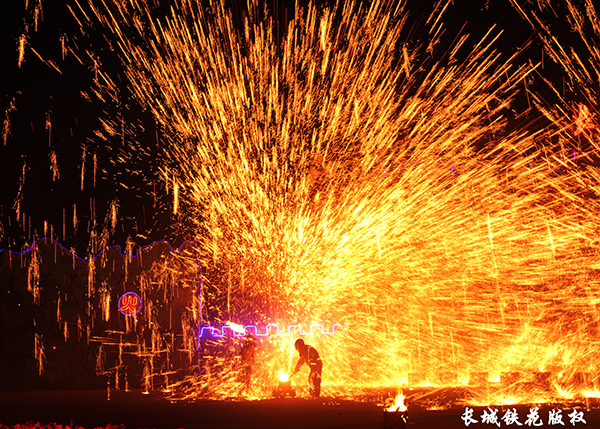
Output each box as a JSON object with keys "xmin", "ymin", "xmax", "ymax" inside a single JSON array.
[
  {"xmin": 0, "ymin": 236, "xmax": 199, "ymax": 262},
  {"xmin": 197, "ymin": 323, "xmax": 347, "ymax": 340}
]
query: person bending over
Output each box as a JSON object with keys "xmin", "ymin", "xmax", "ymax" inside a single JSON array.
[{"xmin": 292, "ymin": 338, "xmax": 322, "ymax": 398}]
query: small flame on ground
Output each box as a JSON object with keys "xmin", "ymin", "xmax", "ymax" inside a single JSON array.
[
  {"xmin": 386, "ymin": 392, "xmax": 407, "ymax": 412},
  {"xmin": 278, "ymin": 369, "xmax": 290, "ymax": 382}
]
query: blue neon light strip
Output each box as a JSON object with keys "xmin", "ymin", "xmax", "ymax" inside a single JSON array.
[
  {"xmin": 0, "ymin": 236, "xmax": 199, "ymax": 262},
  {"xmin": 198, "ymin": 323, "xmax": 346, "ymax": 339}
]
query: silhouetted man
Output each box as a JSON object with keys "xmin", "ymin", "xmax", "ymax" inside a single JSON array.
[
  {"xmin": 292, "ymin": 338, "xmax": 322, "ymax": 398},
  {"xmin": 240, "ymin": 334, "xmax": 256, "ymax": 391}
]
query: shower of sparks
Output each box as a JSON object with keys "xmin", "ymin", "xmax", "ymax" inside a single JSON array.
[
  {"xmin": 8, "ymin": 0, "xmax": 600, "ymax": 405},
  {"xmin": 510, "ymin": 0, "xmax": 600, "ymax": 138},
  {"xmin": 59, "ymin": 0, "xmax": 600, "ymax": 401}
]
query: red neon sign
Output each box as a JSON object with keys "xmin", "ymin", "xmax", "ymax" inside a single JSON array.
[{"xmin": 118, "ymin": 292, "xmax": 142, "ymax": 316}]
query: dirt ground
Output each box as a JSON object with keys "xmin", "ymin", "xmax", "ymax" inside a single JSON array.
[{"xmin": 1, "ymin": 390, "xmax": 600, "ymax": 429}]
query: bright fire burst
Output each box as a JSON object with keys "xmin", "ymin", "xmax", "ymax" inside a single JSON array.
[
  {"xmin": 7, "ymin": 0, "xmax": 600, "ymax": 406},
  {"xmin": 278, "ymin": 369, "xmax": 290, "ymax": 382}
]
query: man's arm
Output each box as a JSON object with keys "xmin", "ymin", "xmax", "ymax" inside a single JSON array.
[{"xmin": 293, "ymin": 355, "xmax": 306, "ymax": 374}]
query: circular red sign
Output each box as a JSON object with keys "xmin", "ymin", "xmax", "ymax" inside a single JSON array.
[{"xmin": 118, "ymin": 292, "xmax": 142, "ymax": 316}]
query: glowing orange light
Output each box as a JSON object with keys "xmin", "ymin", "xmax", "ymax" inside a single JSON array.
[
  {"xmin": 20, "ymin": 0, "xmax": 600, "ymax": 406},
  {"xmin": 278, "ymin": 369, "xmax": 290, "ymax": 382}
]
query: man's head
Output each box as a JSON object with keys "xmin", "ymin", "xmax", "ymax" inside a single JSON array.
[{"xmin": 294, "ymin": 338, "xmax": 306, "ymax": 352}]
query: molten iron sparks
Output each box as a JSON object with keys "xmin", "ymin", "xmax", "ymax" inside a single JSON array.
[
  {"xmin": 52, "ymin": 0, "xmax": 600, "ymax": 401},
  {"xmin": 8, "ymin": 0, "xmax": 600, "ymax": 405}
]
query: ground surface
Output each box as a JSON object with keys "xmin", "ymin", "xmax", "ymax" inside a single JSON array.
[{"xmin": 1, "ymin": 390, "xmax": 600, "ymax": 429}]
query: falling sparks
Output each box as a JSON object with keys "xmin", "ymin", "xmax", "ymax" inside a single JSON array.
[
  {"xmin": 17, "ymin": 33, "xmax": 27, "ymax": 68},
  {"xmin": 173, "ymin": 181, "xmax": 179, "ymax": 215},
  {"xmin": 100, "ymin": 281, "xmax": 111, "ymax": 322},
  {"xmin": 2, "ymin": 97, "xmax": 16, "ymax": 146},
  {"xmin": 60, "ymin": 34, "xmax": 66, "ymax": 61},
  {"xmin": 93, "ymin": 153, "xmax": 97, "ymax": 187},
  {"xmin": 27, "ymin": 246, "xmax": 40, "ymax": 305},
  {"xmin": 49, "ymin": 150, "xmax": 59, "ymax": 181},
  {"xmin": 96, "ymin": 344, "xmax": 104, "ymax": 372},
  {"xmin": 12, "ymin": 181, "xmax": 22, "ymax": 223},
  {"xmin": 33, "ymin": 0, "xmax": 42, "ymax": 32},
  {"xmin": 110, "ymin": 199, "xmax": 118, "ymax": 233},
  {"xmin": 77, "ymin": 316, "xmax": 83, "ymax": 341},
  {"xmin": 34, "ymin": 333, "xmax": 45, "ymax": 375},
  {"xmin": 63, "ymin": 321, "xmax": 69, "ymax": 342},
  {"xmin": 80, "ymin": 145, "xmax": 86, "ymax": 191},
  {"xmin": 70, "ymin": 0, "xmax": 600, "ymax": 398},
  {"xmin": 45, "ymin": 111, "xmax": 52, "ymax": 146},
  {"xmin": 56, "ymin": 295, "xmax": 61, "ymax": 323},
  {"xmin": 574, "ymin": 104, "xmax": 595, "ymax": 136}
]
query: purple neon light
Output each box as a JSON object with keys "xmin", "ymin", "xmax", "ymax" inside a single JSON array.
[
  {"xmin": 198, "ymin": 323, "xmax": 346, "ymax": 341},
  {"xmin": 0, "ymin": 236, "xmax": 201, "ymax": 262}
]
